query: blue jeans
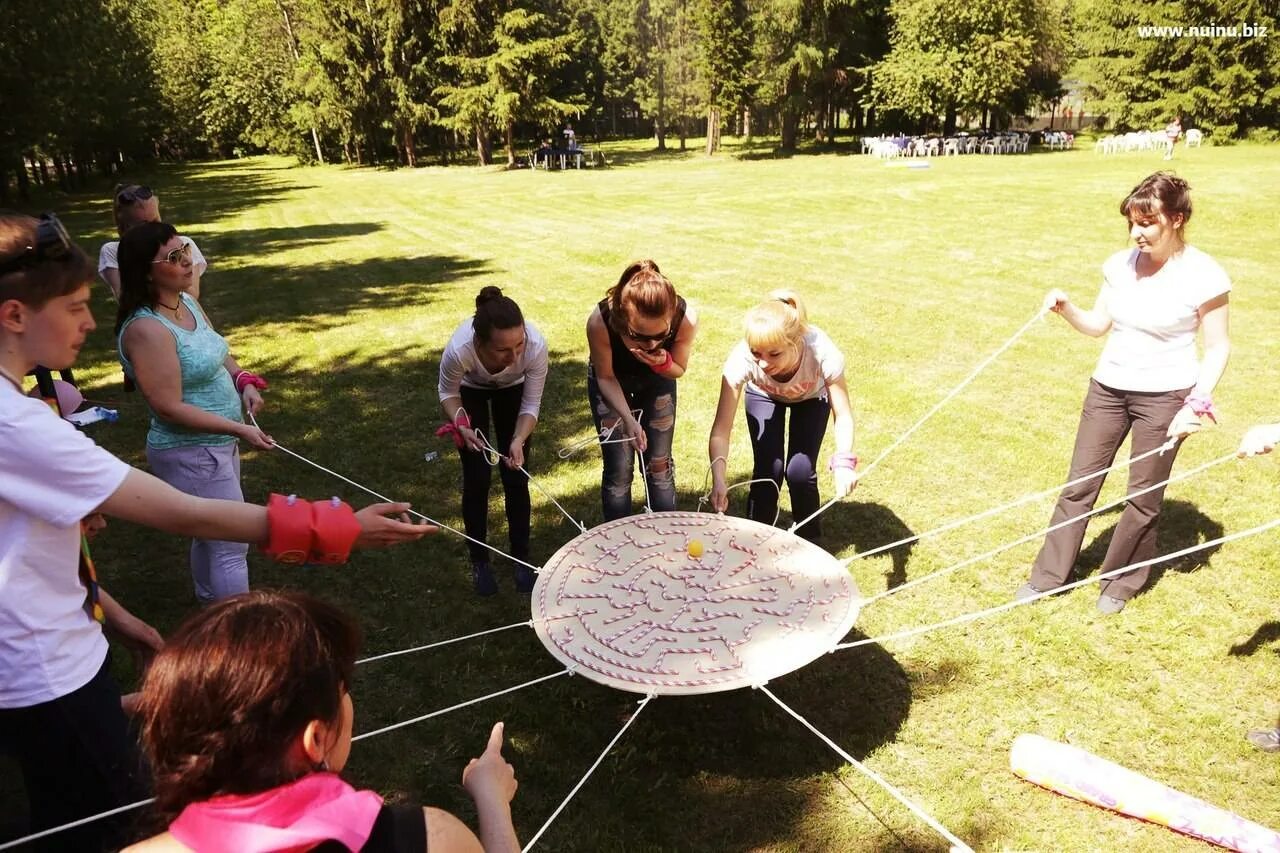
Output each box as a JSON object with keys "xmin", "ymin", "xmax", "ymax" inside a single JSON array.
[
  {"xmin": 744, "ymin": 389, "xmax": 830, "ymax": 542},
  {"xmin": 587, "ymin": 369, "xmax": 677, "ymax": 520}
]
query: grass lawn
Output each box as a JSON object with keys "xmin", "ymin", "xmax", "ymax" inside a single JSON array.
[{"xmin": 4, "ymin": 137, "xmax": 1279, "ymax": 851}]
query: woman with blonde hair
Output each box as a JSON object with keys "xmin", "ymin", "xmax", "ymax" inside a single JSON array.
[
  {"xmin": 99, "ymin": 185, "xmax": 207, "ymax": 300},
  {"xmin": 585, "ymin": 260, "xmax": 698, "ymax": 520},
  {"xmin": 708, "ymin": 291, "xmax": 857, "ymax": 541}
]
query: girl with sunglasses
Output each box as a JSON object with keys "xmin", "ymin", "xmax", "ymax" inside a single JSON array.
[
  {"xmin": 126, "ymin": 590, "xmax": 519, "ymax": 853},
  {"xmin": 585, "ymin": 260, "xmax": 698, "ymax": 520},
  {"xmin": 437, "ymin": 287, "xmax": 548, "ymax": 596},
  {"xmin": 115, "ymin": 222, "xmax": 274, "ymax": 604},
  {"xmin": 0, "ymin": 213, "xmax": 428, "ymax": 851},
  {"xmin": 707, "ymin": 291, "xmax": 857, "ymax": 542},
  {"xmin": 98, "ymin": 185, "xmax": 207, "ymax": 301}
]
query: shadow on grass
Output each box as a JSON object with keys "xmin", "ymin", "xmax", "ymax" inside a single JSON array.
[
  {"xmin": 1229, "ymin": 622, "xmax": 1280, "ymax": 657},
  {"xmin": 1075, "ymin": 499, "xmax": 1224, "ymax": 595},
  {"xmin": 204, "ymin": 222, "xmax": 385, "ymax": 258},
  {"xmin": 823, "ymin": 500, "xmax": 917, "ymax": 592}
]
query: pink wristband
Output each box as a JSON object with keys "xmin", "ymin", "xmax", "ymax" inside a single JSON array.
[
  {"xmin": 1184, "ymin": 394, "xmax": 1218, "ymax": 424},
  {"xmin": 828, "ymin": 452, "xmax": 859, "ymax": 471},
  {"xmin": 234, "ymin": 370, "xmax": 268, "ymax": 394},
  {"xmin": 435, "ymin": 411, "xmax": 472, "ymax": 449},
  {"xmin": 651, "ymin": 350, "xmax": 674, "ymax": 375}
]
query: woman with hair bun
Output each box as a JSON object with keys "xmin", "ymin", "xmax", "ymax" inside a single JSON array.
[
  {"xmin": 586, "ymin": 260, "xmax": 698, "ymax": 520},
  {"xmin": 126, "ymin": 590, "xmax": 519, "ymax": 852},
  {"xmin": 707, "ymin": 291, "xmax": 856, "ymax": 542},
  {"xmin": 1020, "ymin": 171, "xmax": 1231, "ymax": 614},
  {"xmin": 438, "ymin": 286, "xmax": 548, "ymax": 595}
]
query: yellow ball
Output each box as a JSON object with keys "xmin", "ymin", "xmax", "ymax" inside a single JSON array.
[{"xmin": 687, "ymin": 539, "xmax": 704, "ymax": 559}]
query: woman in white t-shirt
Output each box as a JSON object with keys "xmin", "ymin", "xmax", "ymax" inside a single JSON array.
[
  {"xmin": 98, "ymin": 185, "xmax": 207, "ymax": 301},
  {"xmin": 708, "ymin": 291, "xmax": 857, "ymax": 542},
  {"xmin": 1019, "ymin": 172, "xmax": 1231, "ymax": 614},
  {"xmin": 438, "ymin": 286, "xmax": 548, "ymax": 595}
]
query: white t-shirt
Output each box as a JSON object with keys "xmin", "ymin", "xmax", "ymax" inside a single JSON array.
[
  {"xmin": 0, "ymin": 381, "xmax": 129, "ymax": 708},
  {"xmin": 723, "ymin": 327, "xmax": 846, "ymax": 402},
  {"xmin": 98, "ymin": 235, "xmax": 207, "ymax": 276},
  {"xmin": 1092, "ymin": 246, "xmax": 1231, "ymax": 392},
  {"xmin": 437, "ymin": 320, "xmax": 549, "ymax": 419}
]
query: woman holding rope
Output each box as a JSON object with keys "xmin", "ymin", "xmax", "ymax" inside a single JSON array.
[
  {"xmin": 0, "ymin": 213, "xmax": 428, "ymax": 850},
  {"xmin": 586, "ymin": 260, "xmax": 698, "ymax": 520},
  {"xmin": 125, "ymin": 590, "xmax": 519, "ymax": 852},
  {"xmin": 115, "ymin": 221, "xmax": 274, "ymax": 604},
  {"xmin": 437, "ymin": 286, "xmax": 548, "ymax": 596},
  {"xmin": 1019, "ymin": 172, "xmax": 1231, "ymax": 614},
  {"xmin": 707, "ymin": 291, "xmax": 857, "ymax": 542}
]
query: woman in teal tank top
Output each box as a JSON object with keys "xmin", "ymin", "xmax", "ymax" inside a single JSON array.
[{"xmin": 115, "ymin": 222, "xmax": 273, "ymax": 603}]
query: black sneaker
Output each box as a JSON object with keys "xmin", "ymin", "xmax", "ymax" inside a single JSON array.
[
  {"xmin": 514, "ymin": 563, "xmax": 536, "ymax": 593},
  {"xmin": 472, "ymin": 561, "xmax": 498, "ymax": 596}
]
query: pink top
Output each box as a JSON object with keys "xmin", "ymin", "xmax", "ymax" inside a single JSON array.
[{"xmin": 169, "ymin": 772, "xmax": 383, "ymax": 852}]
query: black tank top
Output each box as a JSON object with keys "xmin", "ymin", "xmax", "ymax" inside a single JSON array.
[
  {"xmin": 597, "ymin": 296, "xmax": 687, "ymax": 382},
  {"xmin": 313, "ymin": 803, "xmax": 427, "ymax": 852}
]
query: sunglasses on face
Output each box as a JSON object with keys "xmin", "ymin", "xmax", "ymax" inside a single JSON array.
[
  {"xmin": 0, "ymin": 213, "xmax": 73, "ymax": 276},
  {"xmin": 627, "ymin": 326, "xmax": 670, "ymax": 344},
  {"xmin": 152, "ymin": 242, "xmax": 192, "ymax": 265},
  {"xmin": 116, "ymin": 185, "xmax": 154, "ymax": 205}
]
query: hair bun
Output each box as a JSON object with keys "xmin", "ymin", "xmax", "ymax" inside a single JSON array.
[{"xmin": 475, "ymin": 285, "xmax": 504, "ymax": 307}]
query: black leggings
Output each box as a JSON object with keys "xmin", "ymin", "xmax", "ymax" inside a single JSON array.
[
  {"xmin": 459, "ymin": 384, "xmax": 531, "ymax": 562},
  {"xmin": 744, "ymin": 389, "xmax": 831, "ymax": 542}
]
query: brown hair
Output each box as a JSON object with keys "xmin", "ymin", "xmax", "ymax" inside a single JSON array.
[
  {"xmin": 114, "ymin": 221, "xmax": 177, "ymax": 336},
  {"xmin": 0, "ymin": 213, "xmax": 95, "ymax": 309},
  {"xmin": 1120, "ymin": 172, "xmax": 1192, "ymax": 230},
  {"xmin": 139, "ymin": 590, "xmax": 362, "ymax": 821},
  {"xmin": 604, "ymin": 260, "xmax": 678, "ymax": 336},
  {"xmin": 472, "ymin": 285, "xmax": 524, "ymax": 342}
]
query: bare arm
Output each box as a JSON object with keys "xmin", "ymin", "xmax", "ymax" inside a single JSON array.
[
  {"xmin": 423, "ymin": 808, "xmax": 483, "ymax": 853},
  {"xmin": 98, "ymin": 468, "xmax": 431, "ymax": 548},
  {"xmin": 100, "ymin": 267, "xmax": 122, "ymax": 301},
  {"xmin": 707, "ymin": 377, "xmax": 742, "ymax": 511},
  {"xmin": 1191, "ymin": 294, "xmax": 1230, "ymax": 396},
  {"xmin": 461, "ymin": 723, "xmax": 520, "ymax": 853},
  {"xmin": 827, "ymin": 378, "xmax": 855, "ymax": 453},
  {"xmin": 626, "ymin": 306, "xmax": 699, "ymax": 378},
  {"xmin": 1044, "ymin": 288, "xmax": 1112, "ymax": 337},
  {"xmin": 122, "ymin": 319, "xmax": 267, "ymax": 446},
  {"xmin": 587, "ymin": 309, "xmax": 645, "ymax": 449}
]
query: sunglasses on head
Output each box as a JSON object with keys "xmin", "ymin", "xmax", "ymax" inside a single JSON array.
[
  {"xmin": 0, "ymin": 213, "xmax": 73, "ymax": 276},
  {"xmin": 116, "ymin": 185, "xmax": 154, "ymax": 205},
  {"xmin": 152, "ymin": 242, "xmax": 192, "ymax": 265}
]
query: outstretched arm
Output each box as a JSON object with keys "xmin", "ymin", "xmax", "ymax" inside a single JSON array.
[
  {"xmin": 708, "ymin": 377, "xmax": 742, "ymax": 512},
  {"xmin": 1043, "ymin": 288, "xmax": 1112, "ymax": 337}
]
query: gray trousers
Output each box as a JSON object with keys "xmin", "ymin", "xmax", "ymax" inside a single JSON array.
[
  {"xmin": 147, "ymin": 442, "xmax": 250, "ymax": 603},
  {"xmin": 1029, "ymin": 379, "xmax": 1189, "ymax": 601}
]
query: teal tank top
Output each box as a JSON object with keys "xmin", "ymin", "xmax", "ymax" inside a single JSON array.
[{"xmin": 117, "ymin": 293, "xmax": 242, "ymax": 450}]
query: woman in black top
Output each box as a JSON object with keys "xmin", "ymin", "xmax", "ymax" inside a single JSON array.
[{"xmin": 585, "ymin": 260, "xmax": 699, "ymax": 520}]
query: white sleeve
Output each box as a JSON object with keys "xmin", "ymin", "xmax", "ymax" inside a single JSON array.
[
  {"xmin": 1192, "ymin": 253, "xmax": 1232, "ymax": 305},
  {"xmin": 437, "ymin": 341, "xmax": 468, "ymax": 403},
  {"xmin": 0, "ymin": 399, "xmax": 129, "ymax": 528},
  {"xmin": 97, "ymin": 242, "xmax": 118, "ymax": 274},
  {"xmin": 722, "ymin": 341, "xmax": 753, "ymax": 390},
  {"xmin": 519, "ymin": 335, "xmax": 549, "ymax": 419},
  {"xmin": 182, "ymin": 236, "xmax": 208, "ymax": 270},
  {"xmin": 814, "ymin": 330, "xmax": 846, "ymax": 383}
]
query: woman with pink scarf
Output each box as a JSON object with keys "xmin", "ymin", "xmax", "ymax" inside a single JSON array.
[{"xmin": 126, "ymin": 591, "xmax": 519, "ymax": 852}]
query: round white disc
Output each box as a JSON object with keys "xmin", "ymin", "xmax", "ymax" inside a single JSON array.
[{"xmin": 531, "ymin": 512, "xmax": 862, "ymax": 695}]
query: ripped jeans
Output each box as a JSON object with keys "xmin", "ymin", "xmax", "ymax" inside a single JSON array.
[{"xmin": 587, "ymin": 368, "xmax": 678, "ymax": 520}]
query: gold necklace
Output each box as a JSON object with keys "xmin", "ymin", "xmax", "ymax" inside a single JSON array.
[{"xmin": 157, "ymin": 298, "xmax": 183, "ymax": 321}]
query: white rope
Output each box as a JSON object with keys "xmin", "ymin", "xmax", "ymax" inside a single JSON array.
[
  {"xmin": 695, "ymin": 455, "xmax": 783, "ymax": 526},
  {"xmin": 248, "ymin": 412, "xmax": 542, "ymax": 573},
  {"xmin": 555, "ymin": 407, "xmax": 652, "ymax": 513},
  {"xmin": 356, "ymin": 620, "xmax": 533, "ymax": 665},
  {"xmin": 473, "ymin": 429, "xmax": 587, "ymax": 532},
  {"xmin": 521, "ymin": 693, "xmax": 654, "ymax": 852},
  {"xmin": 789, "ymin": 306, "xmax": 1047, "ymax": 534},
  {"xmin": 351, "ymin": 669, "xmax": 570, "ymax": 742},
  {"xmin": 858, "ymin": 448, "xmax": 1233, "ymax": 605},
  {"xmin": 834, "ymin": 515, "xmax": 1280, "ymax": 651},
  {"xmin": 0, "ymin": 798, "xmax": 156, "ymax": 851},
  {"xmin": 759, "ymin": 686, "xmax": 973, "ymax": 853},
  {"xmin": 844, "ymin": 439, "xmax": 1178, "ymax": 569}
]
